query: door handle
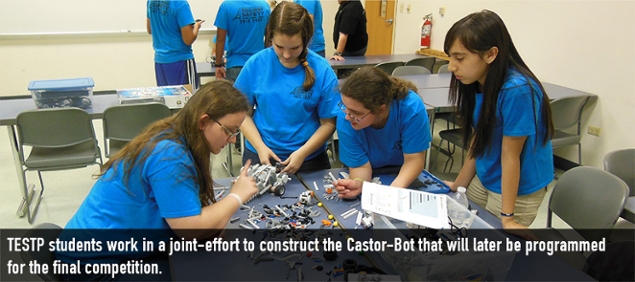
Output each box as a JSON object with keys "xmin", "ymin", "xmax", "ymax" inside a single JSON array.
[{"xmin": 385, "ymin": 18, "xmax": 394, "ymax": 24}]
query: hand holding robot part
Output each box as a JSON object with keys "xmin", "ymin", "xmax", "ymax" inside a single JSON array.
[
  {"xmin": 230, "ymin": 159, "xmax": 258, "ymax": 204},
  {"xmin": 333, "ymin": 178, "xmax": 363, "ymax": 199}
]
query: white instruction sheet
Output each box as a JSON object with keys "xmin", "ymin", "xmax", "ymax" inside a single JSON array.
[{"xmin": 361, "ymin": 182, "xmax": 449, "ymax": 229}]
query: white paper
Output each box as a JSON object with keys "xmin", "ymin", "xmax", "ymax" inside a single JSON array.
[{"xmin": 361, "ymin": 182, "xmax": 449, "ymax": 229}]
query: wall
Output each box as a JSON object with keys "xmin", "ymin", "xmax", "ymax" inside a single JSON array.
[
  {"xmin": 393, "ymin": 0, "xmax": 635, "ymax": 169},
  {"xmin": 2, "ymin": 0, "xmax": 633, "ymax": 169}
]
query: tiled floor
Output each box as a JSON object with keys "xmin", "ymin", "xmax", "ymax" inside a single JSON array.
[{"xmin": 1, "ymin": 118, "xmax": 632, "ymax": 233}]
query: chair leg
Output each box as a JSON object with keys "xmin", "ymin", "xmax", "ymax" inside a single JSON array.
[
  {"xmin": 577, "ymin": 144, "xmax": 582, "ymax": 165},
  {"xmin": 16, "ymin": 170, "xmax": 44, "ymax": 224},
  {"xmin": 223, "ymin": 146, "xmax": 235, "ymax": 177}
]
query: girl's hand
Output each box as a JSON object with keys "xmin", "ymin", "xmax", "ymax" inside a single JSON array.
[
  {"xmin": 333, "ymin": 179, "xmax": 362, "ymax": 199},
  {"xmin": 280, "ymin": 151, "xmax": 306, "ymax": 174},
  {"xmin": 502, "ymin": 217, "xmax": 538, "ymax": 241},
  {"xmin": 256, "ymin": 147, "xmax": 281, "ymax": 166},
  {"xmin": 443, "ymin": 180, "xmax": 457, "ymax": 192},
  {"xmin": 230, "ymin": 159, "xmax": 258, "ymax": 203}
]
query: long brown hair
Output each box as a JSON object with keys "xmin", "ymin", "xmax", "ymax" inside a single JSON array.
[
  {"xmin": 98, "ymin": 81, "xmax": 250, "ymax": 205},
  {"xmin": 340, "ymin": 67, "xmax": 418, "ymax": 113},
  {"xmin": 444, "ymin": 10, "xmax": 553, "ymax": 158},
  {"xmin": 267, "ymin": 1, "xmax": 315, "ymax": 91}
]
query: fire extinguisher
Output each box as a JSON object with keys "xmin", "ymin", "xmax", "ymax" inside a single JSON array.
[{"xmin": 421, "ymin": 14, "xmax": 432, "ymax": 49}]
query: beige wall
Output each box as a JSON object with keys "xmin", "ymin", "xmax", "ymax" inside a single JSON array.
[{"xmin": 2, "ymin": 0, "xmax": 634, "ymax": 169}]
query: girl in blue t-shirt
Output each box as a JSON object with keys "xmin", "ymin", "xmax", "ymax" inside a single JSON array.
[
  {"xmin": 235, "ymin": 1, "xmax": 339, "ymax": 174},
  {"xmin": 57, "ymin": 81, "xmax": 259, "ymax": 280},
  {"xmin": 442, "ymin": 10, "xmax": 554, "ymax": 240},
  {"xmin": 333, "ymin": 67, "xmax": 431, "ymax": 198}
]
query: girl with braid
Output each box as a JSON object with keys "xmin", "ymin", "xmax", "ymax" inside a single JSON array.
[
  {"xmin": 333, "ymin": 67, "xmax": 431, "ymax": 198},
  {"xmin": 234, "ymin": 1, "xmax": 339, "ymax": 173}
]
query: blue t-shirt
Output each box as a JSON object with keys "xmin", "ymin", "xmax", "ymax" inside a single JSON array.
[
  {"xmin": 214, "ymin": 0, "xmax": 271, "ymax": 69},
  {"xmin": 57, "ymin": 139, "xmax": 202, "ymax": 263},
  {"xmin": 147, "ymin": 0, "xmax": 195, "ymax": 63},
  {"xmin": 473, "ymin": 70, "xmax": 554, "ymax": 195},
  {"xmin": 337, "ymin": 90, "xmax": 431, "ymax": 168},
  {"xmin": 234, "ymin": 48, "xmax": 339, "ymax": 160},
  {"xmin": 295, "ymin": 0, "xmax": 325, "ymax": 52}
]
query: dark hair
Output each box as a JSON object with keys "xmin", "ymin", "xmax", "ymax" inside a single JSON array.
[
  {"xmin": 267, "ymin": 1, "xmax": 315, "ymax": 91},
  {"xmin": 340, "ymin": 67, "xmax": 418, "ymax": 113},
  {"xmin": 98, "ymin": 80, "xmax": 250, "ymax": 205},
  {"xmin": 443, "ymin": 9, "xmax": 553, "ymax": 157}
]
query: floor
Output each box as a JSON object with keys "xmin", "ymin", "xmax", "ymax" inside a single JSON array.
[{"xmin": 2, "ymin": 118, "xmax": 632, "ymax": 233}]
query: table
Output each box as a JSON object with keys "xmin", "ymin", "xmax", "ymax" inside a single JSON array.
[
  {"xmin": 196, "ymin": 62, "xmax": 215, "ymax": 78},
  {"xmin": 170, "ymin": 174, "xmax": 393, "ymax": 281}
]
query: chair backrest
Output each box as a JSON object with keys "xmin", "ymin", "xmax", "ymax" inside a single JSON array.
[
  {"xmin": 391, "ymin": 65, "xmax": 431, "ymax": 76},
  {"xmin": 548, "ymin": 166, "xmax": 629, "ymax": 241},
  {"xmin": 103, "ymin": 103, "xmax": 171, "ymax": 142},
  {"xmin": 604, "ymin": 148, "xmax": 635, "ymax": 196},
  {"xmin": 550, "ymin": 95, "xmax": 590, "ymax": 131},
  {"xmin": 405, "ymin": 57, "xmax": 436, "ymax": 73},
  {"xmin": 16, "ymin": 108, "xmax": 96, "ymax": 148},
  {"xmin": 20, "ymin": 223, "xmax": 63, "ymax": 281},
  {"xmin": 374, "ymin": 61, "xmax": 404, "ymax": 75},
  {"xmin": 437, "ymin": 64, "xmax": 450, "ymax": 74}
]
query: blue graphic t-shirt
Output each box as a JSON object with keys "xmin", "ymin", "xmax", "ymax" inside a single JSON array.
[
  {"xmin": 234, "ymin": 48, "xmax": 339, "ymax": 160},
  {"xmin": 214, "ymin": 0, "xmax": 271, "ymax": 68}
]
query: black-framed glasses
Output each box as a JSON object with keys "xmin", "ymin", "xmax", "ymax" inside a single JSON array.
[
  {"xmin": 214, "ymin": 120, "xmax": 240, "ymax": 141},
  {"xmin": 338, "ymin": 101, "xmax": 371, "ymax": 123}
]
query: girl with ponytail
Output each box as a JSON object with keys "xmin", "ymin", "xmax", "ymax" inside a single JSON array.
[
  {"xmin": 333, "ymin": 67, "xmax": 431, "ymax": 198},
  {"xmin": 234, "ymin": 1, "xmax": 339, "ymax": 174}
]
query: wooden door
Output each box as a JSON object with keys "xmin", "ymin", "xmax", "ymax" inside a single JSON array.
[{"xmin": 365, "ymin": 0, "xmax": 396, "ymax": 55}]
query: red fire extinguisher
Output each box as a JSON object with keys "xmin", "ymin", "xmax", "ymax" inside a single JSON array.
[{"xmin": 421, "ymin": 14, "xmax": 432, "ymax": 49}]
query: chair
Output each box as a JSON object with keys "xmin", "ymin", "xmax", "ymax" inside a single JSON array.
[
  {"xmin": 604, "ymin": 148, "xmax": 635, "ymax": 223},
  {"xmin": 550, "ymin": 95, "xmax": 591, "ymax": 164},
  {"xmin": 374, "ymin": 61, "xmax": 404, "ymax": 75},
  {"xmin": 391, "ymin": 65, "xmax": 431, "ymax": 76},
  {"xmin": 20, "ymin": 223, "xmax": 63, "ymax": 281},
  {"xmin": 432, "ymin": 113, "xmax": 464, "ymax": 173},
  {"xmin": 545, "ymin": 166, "xmax": 629, "ymax": 269},
  {"xmin": 16, "ymin": 108, "xmax": 103, "ymax": 224},
  {"xmin": 437, "ymin": 64, "xmax": 450, "ymax": 74},
  {"xmin": 583, "ymin": 240, "xmax": 634, "ymax": 281},
  {"xmin": 405, "ymin": 57, "xmax": 436, "ymax": 73},
  {"xmin": 102, "ymin": 103, "xmax": 171, "ymax": 157}
]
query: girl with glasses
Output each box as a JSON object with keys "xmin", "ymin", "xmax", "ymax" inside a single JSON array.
[
  {"xmin": 57, "ymin": 81, "xmax": 258, "ymax": 280},
  {"xmin": 442, "ymin": 10, "xmax": 554, "ymax": 240},
  {"xmin": 234, "ymin": 1, "xmax": 339, "ymax": 174},
  {"xmin": 333, "ymin": 67, "xmax": 432, "ymax": 199}
]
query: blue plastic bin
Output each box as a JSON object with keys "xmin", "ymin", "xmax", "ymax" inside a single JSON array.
[{"xmin": 28, "ymin": 77, "xmax": 94, "ymax": 109}]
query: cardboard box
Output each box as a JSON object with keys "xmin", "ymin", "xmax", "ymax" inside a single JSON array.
[
  {"xmin": 116, "ymin": 85, "xmax": 191, "ymax": 109},
  {"xmin": 28, "ymin": 77, "xmax": 94, "ymax": 109}
]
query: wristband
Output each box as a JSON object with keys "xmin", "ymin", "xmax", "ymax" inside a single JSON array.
[
  {"xmin": 353, "ymin": 178, "xmax": 364, "ymax": 183},
  {"xmin": 214, "ymin": 62, "xmax": 225, "ymax": 68},
  {"xmin": 227, "ymin": 193, "xmax": 242, "ymax": 206},
  {"xmin": 500, "ymin": 212, "xmax": 515, "ymax": 217},
  {"xmin": 333, "ymin": 51, "xmax": 343, "ymax": 56}
]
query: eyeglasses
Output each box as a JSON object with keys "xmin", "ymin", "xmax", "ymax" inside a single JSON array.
[
  {"xmin": 214, "ymin": 120, "xmax": 240, "ymax": 141},
  {"xmin": 338, "ymin": 101, "xmax": 371, "ymax": 123}
]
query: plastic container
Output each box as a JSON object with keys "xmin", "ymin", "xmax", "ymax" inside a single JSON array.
[
  {"xmin": 117, "ymin": 85, "xmax": 191, "ymax": 109},
  {"xmin": 449, "ymin": 186, "xmax": 470, "ymax": 227},
  {"xmin": 28, "ymin": 77, "xmax": 94, "ymax": 109},
  {"xmin": 373, "ymin": 205, "xmax": 515, "ymax": 281}
]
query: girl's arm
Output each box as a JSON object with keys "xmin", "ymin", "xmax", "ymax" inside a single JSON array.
[
  {"xmin": 501, "ymin": 135, "xmax": 537, "ymax": 240},
  {"xmin": 447, "ymin": 134, "xmax": 476, "ymax": 191},
  {"xmin": 281, "ymin": 118, "xmax": 336, "ymax": 173},
  {"xmin": 391, "ymin": 151, "xmax": 426, "ymax": 188},
  {"xmin": 240, "ymin": 108, "xmax": 281, "ymax": 165},
  {"xmin": 334, "ymin": 162, "xmax": 373, "ymax": 198}
]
